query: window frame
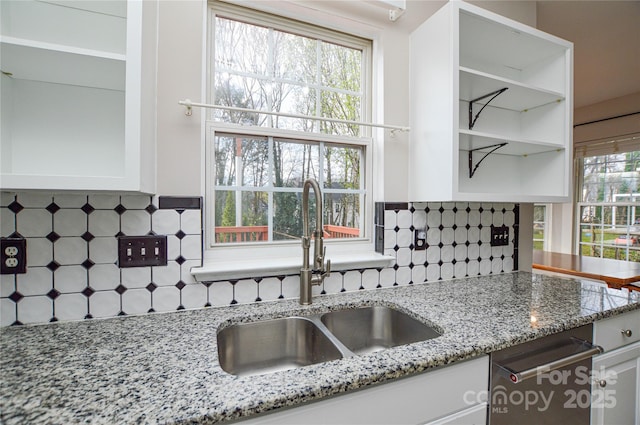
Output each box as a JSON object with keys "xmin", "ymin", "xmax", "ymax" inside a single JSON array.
[
  {"xmin": 533, "ymin": 203, "xmax": 550, "ymax": 252},
  {"xmin": 574, "ymin": 151, "xmax": 640, "ymax": 262},
  {"xmin": 203, "ymin": 1, "xmax": 376, "ymax": 264}
]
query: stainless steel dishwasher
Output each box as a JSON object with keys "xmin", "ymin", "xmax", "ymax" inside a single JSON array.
[{"xmin": 489, "ymin": 324, "xmax": 603, "ymax": 424}]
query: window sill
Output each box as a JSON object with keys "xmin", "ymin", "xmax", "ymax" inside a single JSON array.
[{"xmin": 190, "ymin": 251, "xmax": 395, "ymax": 282}]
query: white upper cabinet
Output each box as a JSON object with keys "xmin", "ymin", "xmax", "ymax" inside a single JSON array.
[
  {"xmin": 1, "ymin": 0, "xmax": 157, "ymax": 193},
  {"xmin": 409, "ymin": 1, "xmax": 573, "ymax": 202}
]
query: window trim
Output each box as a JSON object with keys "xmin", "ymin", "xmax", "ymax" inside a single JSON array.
[
  {"xmin": 198, "ymin": 1, "xmax": 384, "ymax": 274},
  {"xmin": 206, "ymin": 125, "xmax": 370, "ymax": 246}
]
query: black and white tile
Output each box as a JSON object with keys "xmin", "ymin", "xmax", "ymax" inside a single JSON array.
[
  {"xmin": 1, "ymin": 191, "xmax": 518, "ymax": 326},
  {"xmin": 0, "ymin": 193, "xmax": 203, "ymax": 326}
]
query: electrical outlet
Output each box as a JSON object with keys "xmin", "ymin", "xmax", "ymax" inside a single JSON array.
[
  {"xmin": 1, "ymin": 237, "xmax": 27, "ymax": 274},
  {"xmin": 490, "ymin": 225, "xmax": 510, "ymax": 247},
  {"xmin": 414, "ymin": 228, "xmax": 427, "ymax": 250},
  {"xmin": 118, "ymin": 235, "xmax": 167, "ymax": 268}
]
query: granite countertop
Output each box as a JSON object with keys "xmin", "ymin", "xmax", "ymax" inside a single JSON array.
[{"xmin": 1, "ymin": 271, "xmax": 639, "ymax": 424}]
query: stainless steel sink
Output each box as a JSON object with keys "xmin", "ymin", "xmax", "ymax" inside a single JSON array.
[
  {"xmin": 217, "ymin": 305, "xmax": 442, "ymax": 376},
  {"xmin": 217, "ymin": 317, "xmax": 343, "ymax": 376},
  {"xmin": 320, "ymin": 306, "xmax": 442, "ymax": 355}
]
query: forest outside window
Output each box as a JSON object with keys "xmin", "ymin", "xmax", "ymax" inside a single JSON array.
[
  {"xmin": 207, "ymin": 3, "xmax": 372, "ymax": 248},
  {"xmin": 211, "ymin": 132, "xmax": 364, "ymax": 244}
]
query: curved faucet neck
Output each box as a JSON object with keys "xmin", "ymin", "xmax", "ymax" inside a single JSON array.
[{"xmin": 302, "ymin": 178, "xmax": 323, "ymax": 238}]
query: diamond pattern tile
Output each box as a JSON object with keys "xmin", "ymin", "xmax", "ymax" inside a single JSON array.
[
  {"xmin": 46, "ymin": 232, "xmax": 61, "ymax": 243},
  {"xmin": 7, "ymin": 201, "xmax": 24, "ymax": 214},
  {"xmin": 81, "ymin": 203, "xmax": 95, "ymax": 215},
  {"xmin": 81, "ymin": 259, "xmax": 95, "ymax": 270},
  {"xmin": 81, "ymin": 232, "xmax": 95, "ymax": 242},
  {"xmin": 46, "ymin": 261, "xmax": 60, "ymax": 272},
  {"xmin": 46, "ymin": 202, "xmax": 60, "ymax": 214},
  {"xmin": 82, "ymin": 287, "xmax": 95, "ymax": 297},
  {"xmin": 114, "ymin": 204, "xmax": 127, "ymax": 215},
  {"xmin": 8, "ymin": 292, "xmax": 23, "ymax": 303}
]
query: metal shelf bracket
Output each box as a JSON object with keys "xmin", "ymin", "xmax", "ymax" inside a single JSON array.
[
  {"xmin": 468, "ymin": 142, "xmax": 508, "ymax": 178},
  {"xmin": 468, "ymin": 88, "xmax": 508, "ymax": 130}
]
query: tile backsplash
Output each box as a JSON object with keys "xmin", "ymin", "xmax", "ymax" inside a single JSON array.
[{"xmin": 1, "ymin": 192, "xmax": 518, "ymax": 326}]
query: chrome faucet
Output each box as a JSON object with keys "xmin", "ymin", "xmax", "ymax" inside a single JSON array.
[{"xmin": 300, "ymin": 178, "xmax": 331, "ymax": 305}]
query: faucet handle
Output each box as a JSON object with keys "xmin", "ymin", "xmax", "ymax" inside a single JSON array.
[{"xmin": 324, "ymin": 259, "xmax": 331, "ymax": 277}]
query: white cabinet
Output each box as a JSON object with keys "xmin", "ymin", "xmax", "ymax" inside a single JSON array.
[
  {"xmin": 592, "ymin": 310, "xmax": 640, "ymax": 425},
  {"xmin": 409, "ymin": 1, "xmax": 573, "ymax": 202},
  {"xmin": 238, "ymin": 355, "xmax": 489, "ymax": 424},
  {"xmin": 0, "ymin": 0, "xmax": 157, "ymax": 193}
]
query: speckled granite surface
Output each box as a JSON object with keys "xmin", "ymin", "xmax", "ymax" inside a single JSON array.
[{"xmin": 1, "ymin": 271, "xmax": 639, "ymax": 424}]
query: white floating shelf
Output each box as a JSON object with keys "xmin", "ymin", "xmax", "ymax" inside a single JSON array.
[
  {"xmin": 459, "ymin": 67, "xmax": 564, "ymax": 112},
  {"xmin": 1, "ymin": 37, "xmax": 125, "ymax": 91},
  {"xmin": 459, "ymin": 129, "xmax": 565, "ymax": 156}
]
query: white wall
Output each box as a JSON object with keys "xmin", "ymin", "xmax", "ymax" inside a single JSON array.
[
  {"xmin": 156, "ymin": 1, "xmax": 205, "ymax": 196},
  {"xmin": 547, "ymin": 91, "xmax": 640, "ymax": 256},
  {"xmin": 154, "ymin": 0, "xmax": 538, "ymax": 201}
]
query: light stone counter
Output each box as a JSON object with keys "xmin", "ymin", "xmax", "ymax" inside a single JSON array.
[{"xmin": 1, "ymin": 272, "xmax": 639, "ymax": 424}]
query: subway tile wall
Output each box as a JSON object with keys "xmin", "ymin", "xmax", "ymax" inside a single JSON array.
[{"xmin": 0, "ymin": 192, "xmax": 518, "ymax": 326}]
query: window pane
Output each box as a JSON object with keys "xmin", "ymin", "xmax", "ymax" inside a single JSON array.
[
  {"xmin": 211, "ymin": 13, "xmax": 367, "ymax": 137},
  {"xmin": 273, "ymin": 192, "xmax": 304, "ymax": 241},
  {"xmin": 213, "ymin": 73, "xmax": 269, "ymax": 124},
  {"xmin": 320, "ymin": 41, "xmax": 361, "ymax": 92},
  {"xmin": 533, "ymin": 204, "xmax": 545, "ymax": 250},
  {"xmin": 274, "ymin": 32, "xmax": 316, "ymax": 83},
  {"xmin": 215, "ymin": 17, "xmax": 268, "ymax": 75},
  {"xmin": 324, "ymin": 145, "xmax": 362, "ymax": 190},
  {"xmin": 325, "ymin": 193, "xmax": 361, "ymax": 238},
  {"xmin": 581, "ymin": 152, "xmax": 640, "ymax": 203},
  {"xmin": 273, "ymin": 140, "xmax": 320, "ymax": 187},
  {"xmin": 214, "ymin": 190, "xmax": 268, "ymax": 243},
  {"xmin": 320, "ymin": 90, "xmax": 361, "ymax": 136},
  {"xmin": 214, "ymin": 135, "xmax": 268, "ymax": 187}
]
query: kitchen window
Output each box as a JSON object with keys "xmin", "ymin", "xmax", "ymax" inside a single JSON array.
[
  {"xmin": 201, "ymin": 1, "xmax": 379, "ymax": 274},
  {"xmin": 576, "ymin": 151, "xmax": 640, "ymax": 262},
  {"xmin": 533, "ymin": 204, "xmax": 548, "ymax": 251}
]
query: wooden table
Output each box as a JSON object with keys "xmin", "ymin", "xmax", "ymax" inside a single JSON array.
[{"xmin": 532, "ymin": 251, "xmax": 640, "ymax": 289}]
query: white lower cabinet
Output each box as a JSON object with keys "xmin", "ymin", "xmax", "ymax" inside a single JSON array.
[
  {"xmin": 592, "ymin": 309, "xmax": 640, "ymax": 425},
  {"xmin": 239, "ymin": 355, "xmax": 489, "ymax": 424}
]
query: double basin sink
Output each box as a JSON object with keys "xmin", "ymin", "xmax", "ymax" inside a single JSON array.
[{"xmin": 217, "ymin": 305, "xmax": 442, "ymax": 376}]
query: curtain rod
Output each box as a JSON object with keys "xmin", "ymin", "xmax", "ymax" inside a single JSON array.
[
  {"xmin": 178, "ymin": 99, "xmax": 410, "ymax": 132},
  {"xmin": 574, "ymin": 111, "xmax": 640, "ymax": 128}
]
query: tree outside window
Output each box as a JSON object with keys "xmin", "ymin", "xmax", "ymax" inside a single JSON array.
[
  {"xmin": 208, "ymin": 8, "xmax": 370, "ymax": 245},
  {"xmin": 578, "ymin": 151, "xmax": 640, "ymax": 262}
]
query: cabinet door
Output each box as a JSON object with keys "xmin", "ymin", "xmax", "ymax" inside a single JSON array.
[
  {"xmin": 423, "ymin": 403, "xmax": 487, "ymax": 425},
  {"xmin": 591, "ymin": 341, "xmax": 640, "ymax": 425},
  {"xmin": 238, "ymin": 356, "xmax": 489, "ymax": 424}
]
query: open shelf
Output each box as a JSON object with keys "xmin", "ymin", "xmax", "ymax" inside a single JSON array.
[
  {"xmin": 459, "ymin": 67, "xmax": 564, "ymax": 112},
  {"xmin": 459, "ymin": 130, "xmax": 565, "ymax": 156},
  {"xmin": 1, "ymin": 0, "xmax": 126, "ymax": 54},
  {"xmin": 1, "ymin": 38, "xmax": 125, "ymax": 91},
  {"xmin": 459, "ymin": 9, "xmax": 568, "ymax": 94},
  {"xmin": 456, "ymin": 148, "xmax": 568, "ymax": 202},
  {"xmin": 0, "ymin": 0, "xmax": 157, "ymax": 193},
  {"xmin": 409, "ymin": 1, "xmax": 572, "ymax": 202}
]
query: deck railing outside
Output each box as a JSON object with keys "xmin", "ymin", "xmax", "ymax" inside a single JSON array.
[{"xmin": 215, "ymin": 225, "xmax": 360, "ymax": 243}]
